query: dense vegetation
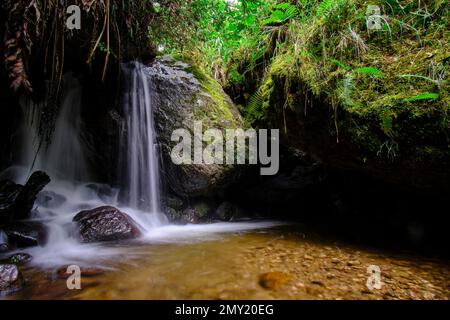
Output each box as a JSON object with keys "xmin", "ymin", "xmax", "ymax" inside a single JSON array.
[
  {"xmin": 1, "ymin": 0, "xmax": 449, "ymax": 185},
  {"xmin": 171, "ymin": 0, "xmax": 449, "ymax": 179}
]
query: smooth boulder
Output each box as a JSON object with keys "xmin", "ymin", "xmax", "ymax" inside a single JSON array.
[{"xmin": 73, "ymin": 206, "xmax": 141, "ymax": 243}]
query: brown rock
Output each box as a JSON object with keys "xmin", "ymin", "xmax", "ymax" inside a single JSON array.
[
  {"xmin": 57, "ymin": 265, "xmax": 105, "ymax": 279},
  {"xmin": 259, "ymin": 272, "xmax": 292, "ymax": 290}
]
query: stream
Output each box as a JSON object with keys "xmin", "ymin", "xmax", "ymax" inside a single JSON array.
[{"xmin": 4, "ymin": 224, "xmax": 449, "ymax": 300}]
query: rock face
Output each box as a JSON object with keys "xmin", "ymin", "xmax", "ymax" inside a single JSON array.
[
  {"xmin": 0, "ymin": 264, "xmax": 24, "ymax": 295},
  {"xmin": 73, "ymin": 206, "xmax": 141, "ymax": 243},
  {"xmin": 142, "ymin": 56, "xmax": 245, "ymax": 197},
  {"xmin": 0, "ymin": 171, "xmax": 50, "ymax": 223},
  {"xmin": 214, "ymin": 201, "xmax": 245, "ymax": 221}
]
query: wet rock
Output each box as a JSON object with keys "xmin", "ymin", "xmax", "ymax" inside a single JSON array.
[
  {"xmin": 181, "ymin": 208, "xmax": 198, "ymax": 224},
  {"xmin": 36, "ymin": 191, "xmax": 66, "ymax": 209},
  {"xmin": 215, "ymin": 201, "xmax": 247, "ymax": 221},
  {"xmin": 4, "ymin": 221, "xmax": 47, "ymax": 248},
  {"xmin": 214, "ymin": 202, "xmax": 234, "ymax": 221},
  {"xmin": 259, "ymin": 272, "xmax": 292, "ymax": 290},
  {"xmin": 0, "ymin": 264, "xmax": 24, "ymax": 295},
  {"xmin": 168, "ymin": 198, "xmax": 219, "ymax": 223},
  {"xmin": 192, "ymin": 200, "xmax": 214, "ymax": 220},
  {"xmin": 9, "ymin": 253, "xmax": 32, "ymax": 265},
  {"xmin": 85, "ymin": 183, "xmax": 118, "ymax": 203},
  {"xmin": 165, "ymin": 207, "xmax": 185, "ymax": 224},
  {"xmin": 166, "ymin": 195, "xmax": 184, "ymax": 211},
  {"xmin": 147, "ymin": 56, "xmax": 245, "ymax": 198},
  {"xmin": 73, "ymin": 206, "xmax": 141, "ymax": 243},
  {"xmin": 0, "ymin": 171, "xmax": 50, "ymax": 223},
  {"xmin": 57, "ymin": 265, "xmax": 105, "ymax": 279}
]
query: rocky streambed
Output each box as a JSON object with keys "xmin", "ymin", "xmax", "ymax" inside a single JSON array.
[{"xmin": 2, "ymin": 225, "xmax": 448, "ymax": 300}]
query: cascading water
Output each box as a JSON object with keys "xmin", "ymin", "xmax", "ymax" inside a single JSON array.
[
  {"xmin": 16, "ymin": 73, "xmax": 90, "ymax": 183},
  {"xmin": 120, "ymin": 62, "xmax": 164, "ymax": 222}
]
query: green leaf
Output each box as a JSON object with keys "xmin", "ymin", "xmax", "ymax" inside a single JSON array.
[
  {"xmin": 352, "ymin": 67, "xmax": 385, "ymax": 77},
  {"xmin": 330, "ymin": 58, "xmax": 350, "ymax": 70},
  {"xmin": 402, "ymin": 92, "xmax": 439, "ymax": 102}
]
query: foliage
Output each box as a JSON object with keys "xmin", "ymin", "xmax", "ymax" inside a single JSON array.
[{"xmin": 176, "ymin": 0, "xmax": 448, "ymax": 164}]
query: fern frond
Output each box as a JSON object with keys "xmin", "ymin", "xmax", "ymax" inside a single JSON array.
[
  {"xmin": 402, "ymin": 92, "xmax": 439, "ymax": 102},
  {"xmin": 247, "ymin": 88, "xmax": 266, "ymax": 116},
  {"xmin": 352, "ymin": 67, "xmax": 385, "ymax": 77}
]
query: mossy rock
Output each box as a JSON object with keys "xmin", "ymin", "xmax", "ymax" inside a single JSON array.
[{"xmin": 148, "ymin": 56, "xmax": 246, "ymax": 197}]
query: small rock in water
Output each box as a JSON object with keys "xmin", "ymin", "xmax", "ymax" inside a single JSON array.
[
  {"xmin": 73, "ymin": 206, "xmax": 141, "ymax": 243},
  {"xmin": 331, "ymin": 258, "xmax": 340, "ymax": 264},
  {"xmin": 347, "ymin": 260, "xmax": 361, "ymax": 266},
  {"xmin": 57, "ymin": 266, "xmax": 105, "ymax": 279},
  {"xmin": 9, "ymin": 253, "xmax": 32, "ymax": 265},
  {"xmin": 259, "ymin": 272, "xmax": 292, "ymax": 290},
  {"xmin": 311, "ymin": 280, "xmax": 325, "ymax": 286},
  {"xmin": 0, "ymin": 264, "xmax": 24, "ymax": 295}
]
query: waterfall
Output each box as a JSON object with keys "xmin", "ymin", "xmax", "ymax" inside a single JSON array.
[
  {"xmin": 121, "ymin": 62, "xmax": 163, "ymax": 216},
  {"xmin": 17, "ymin": 73, "xmax": 90, "ymax": 183}
]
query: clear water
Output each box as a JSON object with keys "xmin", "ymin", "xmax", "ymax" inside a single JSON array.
[{"xmin": 5, "ymin": 226, "xmax": 450, "ymax": 300}]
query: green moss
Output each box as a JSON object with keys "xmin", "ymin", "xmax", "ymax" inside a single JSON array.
[
  {"xmin": 173, "ymin": 55, "xmax": 242, "ymax": 130},
  {"xmin": 236, "ymin": 0, "xmax": 449, "ymax": 164}
]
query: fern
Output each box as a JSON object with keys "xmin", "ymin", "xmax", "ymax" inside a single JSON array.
[
  {"xmin": 247, "ymin": 87, "xmax": 267, "ymax": 118},
  {"xmin": 402, "ymin": 92, "xmax": 439, "ymax": 102},
  {"xmin": 352, "ymin": 67, "xmax": 385, "ymax": 77},
  {"xmin": 316, "ymin": 0, "xmax": 346, "ymax": 17},
  {"xmin": 262, "ymin": 2, "xmax": 298, "ymax": 25},
  {"xmin": 330, "ymin": 58, "xmax": 351, "ymax": 71}
]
